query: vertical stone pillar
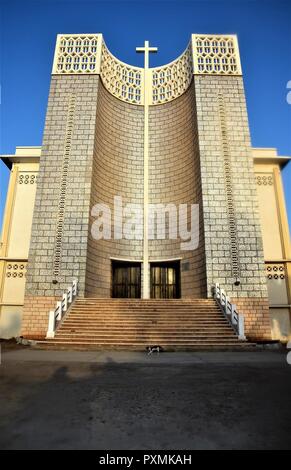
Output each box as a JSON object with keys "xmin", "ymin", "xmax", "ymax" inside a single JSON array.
[
  {"xmin": 192, "ymin": 35, "xmax": 271, "ymax": 340},
  {"xmin": 21, "ymin": 35, "xmax": 101, "ymax": 337}
]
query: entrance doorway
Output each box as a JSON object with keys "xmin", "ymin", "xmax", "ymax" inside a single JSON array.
[
  {"xmin": 112, "ymin": 261, "xmax": 141, "ymax": 298},
  {"xmin": 150, "ymin": 261, "xmax": 180, "ymax": 299}
]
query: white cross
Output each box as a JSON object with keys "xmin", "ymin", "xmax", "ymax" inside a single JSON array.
[{"xmin": 136, "ymin": 40, "xmax": 158, "ymax": 69}]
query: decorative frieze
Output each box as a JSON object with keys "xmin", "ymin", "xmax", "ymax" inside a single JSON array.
[
  {"xmin": 150, "ymin": 45, "xmax": 193, "ymax": 105},
  {"xmin": 192, "ymin": 34, "xmax": 242, "ymax": 75},
  {"xmin": 218, "ymin": 93, "xmax": 241, "ymax": 282},
  {"xmin": 265, "ymin": 263, "xmax": 288, "ymax": 308},
  {"xmin": 53, "ymin": 94, "xmax": 76, "ymax": 278},
  {"xmin": 18, "ymin": 173, "xmax": 37, "ymax": 185},
  {"xmin": 52, "ymin": 34, "xmax": 102, "ymax": 74},
  {"xmin": 52, "ymin": 34, "xmax": 242, "ymax": 105},
  {"xmin": 100, "ymin": 42, "xmax": 143, "ymax": 105},
  {"xmin": 256, "ymin": 174, "xmax": 273, "ymax": 186},
  {"xmin": 6, "ymin": 262, "xmax": 27, "ymax": 278},
  {"xmin": 266, "ymin": 263, "xmax": 285, "ymax": 280}
]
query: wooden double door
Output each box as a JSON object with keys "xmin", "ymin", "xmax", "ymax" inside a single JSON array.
[{"xmin": 112, "ymin": 261, "xmax": 180, "ymax": 299}]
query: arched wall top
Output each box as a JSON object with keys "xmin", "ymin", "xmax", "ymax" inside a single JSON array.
[
  {"xmin": 100, "ymin": 41, "xmax": 144, "ymax": 105},
  {"xmin": 52, "ymin": 33, "xmax": 242, "ymax": 105},
  {"xmin": 150, "ymin": 43, "xmax": 193, "ymax": 105}
]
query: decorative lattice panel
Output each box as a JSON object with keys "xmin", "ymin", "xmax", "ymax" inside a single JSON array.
[
  {"xmin": 256, "ymin": 174, "xmax": 274, "ymax": 186},
  {"xmin": 53, "ymin": 95, "xmax": 76, "ymax": 278},
  {"xmin": 266, "ymin": 264, "xmax": 285, "ymax": 280},
  {"xmin": 6, "ymin": 262, "xmax": 27, "ymax": 278},
  {"xmin": 151, "ymin": 45, "xmax": 193, "ymax": 105},
  {"xmin": 52, "ymin": 34, "xmax": 243, "ymax": 102},
  {"xmin": 218, "ymin": 93, "xmax": 241, "ymax": 281},
  {"xmin": 100, "ymin": 42, "xmax": 143, "ymax": 105},
  {"xmin": 18, "ymin": 173, "xmax": 37, "ymax": 185},
  {"xmin": 192, "ymin": 34, "xmax": 242, "ymax": 75},
  {"xmin": 265, "ymin": 262, "xmax": 288, "ymax": 306},
  {"xmin": 52, "ymin": 34, "xmax": 102, "ymax": 74}
]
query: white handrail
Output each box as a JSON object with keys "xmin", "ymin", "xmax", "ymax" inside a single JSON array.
[
  {"xmin": 46, "ymin": 279, "xmax": 78, "ymax": 339},
  {"xmin": 213, "ymin": 283, "xmax": 246, "ymax": 341}
]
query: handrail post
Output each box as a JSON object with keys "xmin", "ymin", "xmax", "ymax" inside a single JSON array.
[
  {"xmin": 214, "ymin": 283, "xmax": 219, "ymax": 300},
  {"xmin": 68, "ymin": 286, "xmax": 73, "ymax": 303},
  {"xmin": 225, "ymin": 296, "xmax": 230, "ymax": 316},
  {"xmin": 56, "ymin": 301, "xmax": 62, "ymax": 321},
  {"xmin": 73, "ymin": 279, "xmax": 78, "ymax": 296},
  {"xmin": 231, "ymin": 303, "xmax": 236, "ymax": 324},
  {"xmin": 62, "ymin": 292, "xmax": 68, "ymax": 312},
  {"xmin": 46, "ymin": 311, "xmax": 55, "ymax": 338},
  {"xmin": 213, "ymin": 282, "xmax": 247, "ymax": 341},
  {"xmin": 238, "ymin": 314, "xmax": 246, "ymax": 340},
  {"xmin": 46, "ymin": 279, "xmax": 78, "ymax": 339}
]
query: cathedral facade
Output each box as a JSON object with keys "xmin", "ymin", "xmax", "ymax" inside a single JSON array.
[{"xmin": 0, "ymin": 34, "xmax": 290, "ymax": 345}]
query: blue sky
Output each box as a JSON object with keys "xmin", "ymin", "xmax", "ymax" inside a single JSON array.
[{"xmin": 1, "ymin": 0, "xmax": 291, "ymax": 233}]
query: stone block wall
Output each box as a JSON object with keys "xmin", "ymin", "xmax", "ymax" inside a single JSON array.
[
  {"xmin": 234, "ymin": 298, "xmax": 271, "ymax": 341},
  {"xmin": 85, "ymin": 82, "xmax": 144, "ymax": 297},
  {"xmin": 149, "ymin": 83, "xmax": 207, "ymax": 297},
  {"xmin": 193, "ymin": 75, "xmax": 271, "ymax": 338},
  {"xmin": 21, "ymin": 296, "xmax": 57, "ymax": 339},
  {"xmin": 21, "ymin": 67, "xmax": 272, "ymax": 341},
  {"xmin": 22, "ymin": 75, "xmax": 100, "ymax": 337}
]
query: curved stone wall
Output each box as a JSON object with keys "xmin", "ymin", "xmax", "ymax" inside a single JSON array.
[
  {"xmin": 85, "ymin": 82, "xmax": 144, "ymax": 296},
  {"xmin": 148, "ymin": 82, "xmax": 206, "ymax": 297},
  {"xmin": 85, "ymin": 80, "xmax": 206, "ymax": 298}
]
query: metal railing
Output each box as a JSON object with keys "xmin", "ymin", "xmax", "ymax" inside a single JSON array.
[
  {"xmin": 46, "ymin": 279, "xmax": 78, "ymax": 339},
  {"xmin": 213, "ymin": 283, "xmax": 246, "ymax": 341}
]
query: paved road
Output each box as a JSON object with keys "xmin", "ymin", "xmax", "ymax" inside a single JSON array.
[{"xmin": 0, "ymin": 349, "xmax": 291, "ymax": 449}]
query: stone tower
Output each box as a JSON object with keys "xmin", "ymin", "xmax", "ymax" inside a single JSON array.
[{"xmin": 20, "ymin": 33, "xmax": 270, "ymax": 340}]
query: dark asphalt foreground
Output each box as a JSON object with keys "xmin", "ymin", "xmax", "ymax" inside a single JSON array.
[{"xmin": 0, "ymin": 350, "xmax": 291, "ymax": 450}]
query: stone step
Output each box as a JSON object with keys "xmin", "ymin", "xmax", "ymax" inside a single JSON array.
[
  {"xmin": 68, "ymin": 319, "xmax": 223, "ymax": 322},
  {"xmin": 61, "ymin": 321, "xmax": 230, "ymax": 327},
  {"xmin": 62, "ymin": 320, "xmax": 225, "ymax": 326},
  {"xmin": 35, "ymin": 342, "xmax": 254, "ymax": 351},
  {"xmin": 74, "ymin": 304, "xmax": 217, "ymax": 308},
  {"xmin": 52, "ymin": 336, "xmax": 239, "ymax": 343},
  {"xmin": 75, "ymin": 298, "xmax": 215, "ymax": 302},
  {"xmin": 67, "ymin": 308, "xmax": 220, "ymax": 311},
  {"xmin": 47, "ymin": 339, "xmax": 244, "ymax": 348},
  {"xmin": 61, "ymin": 319, "xmax": 228, "ymax": 325},
  {"xmin": 70, "ymin": 305, "xmax": 220, "ymax": 309},
  {"xmin": 60, "ymin": 327, "xmax": 231, "ymax": 334},
  {"xmin": 54, "ymin": 337, "xmax": 238, "ymax": 342},
  {"xmin": 72, "ymin": 313, "xmax": 222, "ymax": 316},
  {"xmin": 59, "ymin": 326, "xmax": 233, "ymax": 332},
  {"xmin": 64, "ymin": 311, "xmax": 224, "ymax": 316},
  {"xmin": 64, "ymin": 313, "xmax": 224, "ymax": 316},
  {"xmin": 70, "ymin": 305, "xmax": 220, "ymax": 315},
  {"xmin": 73, "ymin": 302, "xmax": 218, "ymax": 306},
  {"xmin": 75, "ymin": 302, "xmax": 218, "ymax": 304},
  {"xmin": 55, "ymin": 332, "xmax": 237, "ymax": 339}
]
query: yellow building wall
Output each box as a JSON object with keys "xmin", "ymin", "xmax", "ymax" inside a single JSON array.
[
  {"xmin": 253, "ymin": 148, "xmax": 291, "ymax": 342},
  {"xmin": 0, "ymin": 153, "xmax": 39, "ymax": 338},
  {"xmin": 255, "ymin": 168, "xmax": 283, "ymax": 259}
]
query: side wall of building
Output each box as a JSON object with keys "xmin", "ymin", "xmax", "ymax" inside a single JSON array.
[
  {"xmin": 0, "ymin": 160, "xmax": 38, "ymax": 338},
  {"xmin": 21, "ymin": 75, "xmax": 100, "ymax": 338},
  {"xmin": 254, "ymin": 153, "xmax": 291, "ymax": 341},
  {"xmin": 194, "ymin": 76, "xmax": 271, "ymax": 340}
]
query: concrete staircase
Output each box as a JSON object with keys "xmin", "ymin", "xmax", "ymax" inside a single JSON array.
[{"xmin": 36, "ymin": 298, "xmax": 253, "ymax": 351}]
